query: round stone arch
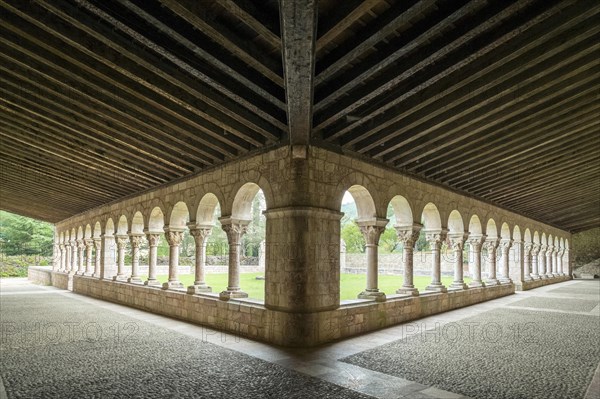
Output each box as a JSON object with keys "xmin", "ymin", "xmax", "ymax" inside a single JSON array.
[
  {"xmin": 115, "ymin": 215, "xmax": 129, "ymax": 236},
  {"xmin": 484, "ymin": 218, "xmax": 499, "ymax": 238},
  {"xmin": 222, "ymin": 175, "xmax": 273, "ymax": 217},
  {"xmin": 335, "ymin": 172, "xmax": 385, "ymax": 219},
  {"xmin": 146, "ymin": 206, "xmax": 166, "ymax": 232},
  {"xmin": 541, "ymin": 233, "xmax": 547, "ymax": 246},
  {"xmin": 500, "ymin": 222, "xmax": 511, "ymax": 240},
  {"xmin": 533, "ymin": 231, "xmax": 540, "ymax": 244},
  {"xmin": 468, "ymin": 214, "xmax": 483, "ymax": 235},
  {"xmin": 77, "ymin": 226, "xmax": 84, "ymax": 240},
  {"xmin": 195, "ymin": 192, "xmax": 222, "ymax": 225},
  {"xmin": 130, "ymin": 211, "xmax": 144, "ymax": 234},
  {"xmin": 447, "ymin": 210, "xmax": 465, "ymax": 234},
  {"xmin": 387, "ymin": 194, "xmax": 414, "ymax": 226},
  {"xmin": 103, "ymin": 218, "xmax": 115, "ymax": 236},
  {"xmin": 168, "ymin": 201, "xmax": 190, "ymax": 229},
  {"xmin": 191, "ymin": 183, "xmax": 226, "ymax": 224},
  {"xmin": 84, "ymin": 224, "xmax": 92, "ymax": 239},
  {"xmin": 421, "ymin": 202, "xmax": 442, "ymax": 231},
  {"xmin": 524, "ymin": 228, "xmax": 532, "ymax": 244},
  {"xmin": 93, "ymin": 221, "xmax": 102, "ymax": 238},
  {"xmin": 227, "ymin": 182, "xmax": 267, "ymax": 221}
]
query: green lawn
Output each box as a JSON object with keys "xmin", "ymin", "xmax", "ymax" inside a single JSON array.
[{"xmin": 156, "ymin": 273, "xmax": 471, "ymax": 301}]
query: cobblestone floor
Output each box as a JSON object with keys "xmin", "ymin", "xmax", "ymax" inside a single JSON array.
[{"xmin": 1, "ymin": 278, "xmax": 598, "ymax": 399}]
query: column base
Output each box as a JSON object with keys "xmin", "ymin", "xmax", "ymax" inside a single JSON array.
[
  {"xmin": 532, "ymin": 274, "xmax": 541, "ymax": 280},
  {"xmin": 545, "ymin": 274, "xmax": 554, "ymax": 279},
  {"xmin": 396, "ymin": 287, "xmax": 419, "ymax": 296},
  {"xmin": 357, "ymin": 290, "xmax": 386, "ymax": 302},
  {"xmin": 82, "ymin": 272, "xmax": 94, "ymax": 277},
  {"xmin": 523, "ymin": 276, "xmax": 533, "ymax": 282},
  {"xmin": 162, "ymin": 281, "xmax": 184, "ymax": 290},
  {"xmin": 187, "ymin": 284, "xmax": 212, "ymax": 294},
  {"xmin": 468, "ymin": 280, "xmax": 485, "ymax": 288},
  {"xmin": 499, "ymin": 278, "xmax": 513, "ymax": 285},
  {"xmin": 425, "ymin": 284, "xmax": 447, "ymax": 293},
  {"xmin": 485, "ymin": 279, "xmax": 500, "ymax": 286},
  {"xmin": 449, "ymin": 282, "xmax": 469, "ymax": 290},
  {"xmin": 113, "ymin": 275, "xmax": 127, "ymax": 282},
  {"xmin": 144, "ymin": 279, "xmax": 162, "ymax": 287},
  {"xmin": 127, "ymin": 276, "xmax": 143, "ymax": 284},
  {"xmin": 219, "ymin": 290, "xmax": 248, "ymax": 300}
]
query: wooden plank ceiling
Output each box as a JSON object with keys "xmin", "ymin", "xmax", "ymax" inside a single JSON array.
[{"xmin": 0, "ymin": 0, "xmax": 598, "ymax": 232}]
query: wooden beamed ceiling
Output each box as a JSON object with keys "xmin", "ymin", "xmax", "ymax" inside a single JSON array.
[{"xmin": 0, "ymin": 0, "xmax": 598, "ymax": 232}]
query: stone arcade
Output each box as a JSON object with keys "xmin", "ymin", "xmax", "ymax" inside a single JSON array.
[{"xmin": 40, "ymin": 146, "xmax": 572, "ymax": 347}]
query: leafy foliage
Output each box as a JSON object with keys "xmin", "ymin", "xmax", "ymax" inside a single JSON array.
[
  {"xmin": 0, "ymin": 211, "xmax": 54, "ymax": 256},
  {"xmin": 573, "ymin": 227, "xmax": 600, "ymax": 266}
]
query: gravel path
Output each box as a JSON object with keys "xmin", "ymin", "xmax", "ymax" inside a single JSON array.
[
  {"xmin": 0, "ymin": 291, "xmax": 372, "ymax": 399},
  {"xmin": 508, "ymin": 296, "xmax": 599, "ymax": 312},
  {"xmin": 342, "ymin": 296, "xmax": 600, "ymax": 399}
]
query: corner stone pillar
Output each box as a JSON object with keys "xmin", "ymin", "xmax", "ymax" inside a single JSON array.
[
  {"xmin": 483, "ymin": 238, "xmax": 500, "ymax": 286},
  {"xmin": 499, "ymin": 239, "xmax": 513, "ymax": 284},
  {"xmin": 219, "ymin": 218, "xmax": 249, "ymax": 299},
  {"xmin": 113, "ymin": 235, "xmax": 128, "ymax": 281},
  {"xmin": 93, "ymin": 239, "xmax": 101, "ymax": 278},
  {"xmin": 263, "ymin": 206, "xmax": 343, "ymax": 312},
  {"xmin": 144, "ymin": 232, "xmax": 162, "ymax": 286},
  {"xmin": 467, "ymin": 235, "xmax": 486, "ymax": 288},
  {"xmin": 84, "ymin": 239, "xmax": 94, "ymax": 276},
  {"xmin": 448, "ymin": 233, "xmax": 469, "ymax": 290},
  {"xmin": 100, "ymin": 233, "xmax": 116, "ymax": 280},
  {"xmin": 187, "ymin": 224, "xmax": 213, "ymax": 294},
  {"xmin": 163, "ymin": 228, "xmax": 185, "ymax": 290},
  {"xmin": 127, "ymin": 233, "xmax": 144, "ymax": 284},
  {"xmin": 357, "ymin": 218, "xmax": 388, "ymax": 301},
  {"xmin": 395, "ymin": 223, "xmax": 422, "ymax": 296},
  {"xmin": 523, "ymin": 243, "xmax": 533, "ymax": 282},
  {"xmin": 425, "ymin": 229, "xmax": 448, "ymax": 293}
]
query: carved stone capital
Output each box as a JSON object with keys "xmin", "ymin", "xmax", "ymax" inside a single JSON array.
[
  {"xmin": 483, "ymin": 238, "xmax": 499, "ymax": 253},
  {"xmin": 447, "ymin": 233, "xmax": 468, "ymax": 251},
  {"xmin": 189, "ymin": 226, "xmax": 213, "ymax": 246},
  {"xmin": 115, "ymin": 235, "xmax": 129, "ymax": 249},
  {"xmin": 467, "ymin": 234, "xmax": 486, "ymax": 251},
  {"xmin": 358, "ymin": 224, "xmax": 386, "ymax": 245},
  {"xmin": 129, "ymin": 234, "xmax": 144, "ymax": 248},
  {"xmin": 531, "ymin": 243, "xmax": 540, "ymax": 255},
  {"xmin": 395, "ymin": 223, "xmax": 422, "ymax": 247},
  {"xmin": 93, "ymin": 238, "xmax": 102, "ymax": 251},
  {"xmin": 84, "ymin": 238, "xmax": 94, "ymax": 248},
  {"xmin": 145, "ymin": 233, "xmax": 161, "ymax": 247},
  {"xmin": 524, "ymin": 242, "xmax": 533, "ymax": 256},
  {"xmin": 220, "ymin": 218, "xmax": 249, "ymax": 245},
  {"xmin": 164, "ymin": 229, "xmax": 184, "ymax": 246},
  {"xmin": 425, "ymin": 229, "xmax": 447, "ymax": 248},
  {"xmin": 499, "ymin": 239, "xmax": 513, "ymax": 253},
  {"xmin": 76, "ymin": 239, "xmax": 86, "ymax": 249}
]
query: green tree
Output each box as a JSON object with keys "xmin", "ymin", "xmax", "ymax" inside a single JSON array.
[
  {"xmin": 0, "ymin": 211, "xmax": 54, "ymax": 256},
  {"xmin": 341, "ymin": 223, "xmax": 365, "ymax": 253}
]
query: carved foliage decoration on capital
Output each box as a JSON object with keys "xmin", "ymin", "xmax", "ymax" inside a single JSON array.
[
  {"xmin": 84, "ymin": 238, "xmax": 94, "ymax": 248},
  {"xmin": 77, "ymin": 239, "xmax": 86, "ymax": 249},
  {"xmin": 483, "ymin": 238, "xmax": 499, "ymax": 254},
  {"xmin": 524, "ymin": 243, "xmax": 533, "ymax": 256},
  {"xmin": 425, "ymin": 231, "xmax": 447, "ymax": 249},
  {"xmin": 447, "ymin": 234, "xmax": 467, "ymax": 252},
  {"xmin": 93, "ymin": 239, "xmax": 102, "ymax": 251},
  {"xmin": 115, "ymin": 236, "xmax": 129, "ymax": 249},
  {"xmin": 395, "ymin": 226, "xmax": 421, "ymax": 248},
  {"xmin": 165, "ymin": 230, "xmax": 184, "ymax": 247},
  {"xmin": 531, "ymin": 243, "xmax": 541, "ymax": 255},
  {"xmin": 468, "ymin": 235, "xmax": 485, "ymax": 252},
  {"xmin": 359, "ymin": 225, "xmax": 386, "ymax": 245},
  {"xmin": 129, "ymin": 235, "xmax": 144, "ymax": 248},
  {"xmin": 499, "ymin": 239, "xmax": 513, "ymax": 253},
  {"xmin": 146, "ymin": 233, "xmax": 161, "ymax": 247},
  {"xmin": 221, "ymin": 223, "xmax": 248, "ymax": 245},
  {"xmin": 189, "ymin": 227, "xmax": 213, "ymax": 245}
]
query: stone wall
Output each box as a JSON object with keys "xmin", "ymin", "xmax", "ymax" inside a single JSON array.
[
  {"xmin": 343, "ymin": 252, "xmax": 465, "ymax": 276},
  {"xmin": 27, "ymin": 267, "xmax": 53, "ymax": 285}
]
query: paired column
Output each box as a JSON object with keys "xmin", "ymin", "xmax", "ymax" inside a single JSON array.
[
  {"xmin": 127, "ymin": 233, "xmax": 144, "ymax": 284},
  {"xmin": 113, "ymin": 235, "xmax": 128, "ymax": 281},
  {"xmin": 84, "ymin": 239, "xmax": 94, "ymax": 276},
  {"xmin": 545, "ymin": 245, "xmax": 554, "ymax": 278},
  {"xmin": 69, "ymin": 240, "xmax": 77, "ymax": 274},
  {"xmin": 395, "ymin": 223, "xmax": 422, "ymax": 296},
  {"xmin": 425, "ymin": 229, "xmax": 448, "ymax": 293},
  {"xmin": 523, "ymin": 243, "xmax": 533, "ymax": 281},
  {"xmin": 499, "ymin": 239, "xmax": 513, "ymax": 284},
  {"xmin": 144, "ymin": 231, "xmax": 162, "ymax": 286},
  {"xmin": 219, "ymin": 218, "xmax": 249, "ymax": 299},
  {"xmin": 467, "ymin": 235, "xmax": 486, "ymax": 288},
  {"xmin": 59, "ymin": 244, "xmax": 67, "ymax": 272},
  {"xmin": 448, "ymin": 233, "xmax": 469, "ymax": 290},
  {"xmin": 552, "ymin": 247, "xmax": 559, "ymax": 276},
  {"xmin": 357, "ymin": 219, "xmax": 388, "ymax": 301},
  {"xmin": 76, "ymin": 239, "xmax": 85, "ymax": 275},
  {"xmin": 93, "ymin": 238, "xmax": 102, "ymax": 278},
  {"xmin": 162, "ymin": 228, "xmax": 185, "ymax": 290},
  {"xmin": 531, "ymin": 244, "xmax": 541, "ymax": 279},
  {"xmin": 538, "ymin": 245, "xmax": 548, "ymax": 279},
  {"xmin": 187, "ymin": 225, "xmax": 213, "ymax": 294},
  {"xmin": 483, "ymin": 238, "xmax": 499, "ymax": 286}
]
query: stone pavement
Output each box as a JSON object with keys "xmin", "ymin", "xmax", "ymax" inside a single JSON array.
[{"xmin": 1, "ymin": 278, "xmax": 598, "ymax": 399}]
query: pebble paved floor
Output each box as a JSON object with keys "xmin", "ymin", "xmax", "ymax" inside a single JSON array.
[{"xmin": 1, "ymin": 278, "xmax": 598, "ymax": 399}]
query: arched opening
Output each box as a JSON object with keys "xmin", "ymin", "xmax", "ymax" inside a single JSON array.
[
  {"xmin": 483, "ymin": 218, "xmax": 499, "ymax": 285},
  {"xmin": 161, "ymin": 202, "xmax": 190, "ymax": 290},
  {"xmin": 219, "ymin": 183, "xmax": 266, "ymax": 300},
  {"xmin": 127, "ymin": 211, "xmax": 145, "ymax": 284},
  {"xmin": 339, "ymin": 185, "xmax": 384, "ymax": 302},
  {"xmin": 144, "ymin": 207, "xmax": 165, "ymax": 287},
  {"xmin": 467, "ymin": 215, "xmax": 484, "ymax": 287},
  {"xmin": 447, "ymin": 210, "xmax": 469, "ymax": 290},
  {"xmin": 421, "ymin": 203, "xmax": 446, "ymax": 292},
  {"xmin": 113, "ymin": 215, "xmax": 129, "ymax": 281}
]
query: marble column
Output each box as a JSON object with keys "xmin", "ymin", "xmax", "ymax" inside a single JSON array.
[
  {"xmin": 395, "ymin": 223, "xmax": 422, "ymax": 296},
  {"xmin": 219, "ymin": 218, "xmax": 249, "ymax": 299},
  {"xmin": 127, "ymin": 233, "xmax": 144, "ymax": 284},
  {"xmin": 483, "ymin": 238, "xmax": 500, "ymax": 286},
  {"xmin": 84, "ymin": 239, "xmax": 94, "ymax": 276},
  {"xmin": 552, "ymin": 247, "xmax": 559, "ymax": 276},
  {"xmin": 499, "ymin": 239, "xmax": 513, "ymax": 284},
  {"xmin": 144, "ymin": 232, "xmax": 162, "ymax": 287},
  {"xmin": 100, "ymin": 233, "xmax": 115, "ymax": 280},
  {"xmin": 162, "ymin": 228, "xmax": 185, "ymax": 290},
  {"xmin": 558, "ymin": 249, "xmax": 565, "ymax": 276},
  {"xmin": 59, "ymin": 244, "xmax": 66, "ymax": 272},
  {"xmin": 531, "ymin": 244, "xmax": 541, "ymax": 279},
  {"xmin": 187, "ymin": 225, "xmax": 213, "ymax": 294},
  {"xmin": 467, "ymin": 235, "xmax": 486, "ymax": 288},
  {"xmin": 112, "ymin": 235, "xmax": 128, "ymax": 281},
  {"xmin": 523, "ymin": 243, "xmax": 533, "ymax": 281},
  {"xmin": 539, "ymin": 245, "xmax": 547, "ymax": 279},
  {"xmin": 425, "ymin": 229, "xmax": 448, "ymax": 293},
  {"xmin": 545, "ymin": 245, "xmax": 554, "ymax": 278},
  {"xmin": 69, "ymin": 240, "xmax": 77, "ymax": 274},
  {"xmin": 448, "ymin": 233, "xmax": 469, "ymax": 290},
  {"xmin": 93, "ymin": 238, "xmax": 101, "ymax": 278},
  {"xmin": 357, "ymin": 219, "xmax": 388, "ymax": 301}
]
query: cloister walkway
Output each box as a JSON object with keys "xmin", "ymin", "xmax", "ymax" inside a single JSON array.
[{"xmin": 1, "ymin": 278, "xmax": 598, "ymax": 399}]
